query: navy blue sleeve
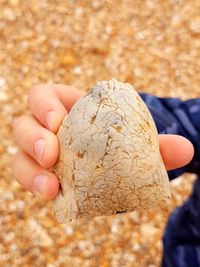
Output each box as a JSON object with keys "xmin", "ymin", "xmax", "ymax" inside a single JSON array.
[{"xmin": 139, "ymin": 93, "xmax": 200, "ymax": 180}]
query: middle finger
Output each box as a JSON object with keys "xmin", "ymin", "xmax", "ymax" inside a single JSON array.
[{"xmin": 13, "ymin": 115, "xmax": 59, "ymax": 168}]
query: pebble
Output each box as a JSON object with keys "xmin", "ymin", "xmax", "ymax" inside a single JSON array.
[
  {"xmin": 9, "ymin": 0, "xmax": 20, "ymax": 7},
  {"xmin": 27, "ymin": 218, "xmax": 53, "ymax": 247},
  {"xmin": 7, "ymin": 146, "xmax": 18, "ymax": 155},
  {"xmin": 190, "ymin": 18, "xmax": 200, "ymax": 34},
  {"xmin": 64, "ymin": 225, "xmax": 74, "ymax": 236},
  {"xmin": 72, "ymin": 66, "xmax": 82, "ymax": 75},
  {"xmin": 3, "ymin": 7, "xmax": 16, "ymax": 21},
  {"xmin": 0, "ymin": 77, "xmax": 6, "ymax": 88},
  {"xmin": 140, "ymin": 224, "xmax": 159, "ymax": 237},
  {"xmin": 3, "ymin": 232, "xmax": 15, "ymax": 243}
]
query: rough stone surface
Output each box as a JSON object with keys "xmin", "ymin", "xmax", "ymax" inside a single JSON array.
[{"xmin": 53, "ymin": 80, "xmax": 170, "ymax": 223}]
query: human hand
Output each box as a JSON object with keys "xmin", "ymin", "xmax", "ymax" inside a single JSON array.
[{"xmin": 12, "ymin": 84, "xmax": 194, "ymax": 200}]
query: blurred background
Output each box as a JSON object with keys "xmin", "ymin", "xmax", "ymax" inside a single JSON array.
[{"xmin": 0, "ymin": 0, "xmax": 199, "ymax": 266}]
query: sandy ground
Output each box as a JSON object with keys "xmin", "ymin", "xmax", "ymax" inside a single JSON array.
[{"xmin": 0, "ymin": 0, "xmax": 200, "ymax": 266}]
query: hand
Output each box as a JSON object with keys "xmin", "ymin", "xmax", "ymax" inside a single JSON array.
[{"xmin": 12, "ymin": 84, "xmax": 194, "ymax": 200}]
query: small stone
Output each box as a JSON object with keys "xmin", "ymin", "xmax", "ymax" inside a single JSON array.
[
  {"xmin": 0, "ymin": 77, "xmax": 6, "ymax": 88},
  {"xmin": 136, "ymin": 31, "xmax": 146, "ymax": 40},
  {"xmin": 171, "ymin": 176, "xmax": 183, "ymax": 187},
  {"xmin": 20, "ymin": 41, "xmax": 29, "ymax": 50},
  {"xmin": 105, "ymin": 25, "xmax": 113, "ymax": 35},
  {"xmin": 140, "ymin": 223, "xmax": 159, "ymax": 237},
  {"xmin": 190, "ymin": 18, "xmax": 200, "ymax": 34},
  {"xmin": 132, "ymin": 243, "xmax": 141, "ymax": 252},
  {"xmin": 27, "ymin": 218, "xmax": 53, "ymax": 247},
  {"xmin": 64, "ymin": 225, "xmax": 74, "ymax": 236},
  {"xmin": 35, "ymin": 23, "xmax": 44, "ymax": 33},
  {"xmin": 7, "ymin": 146, "xmax": 18, "ymax": 155},
  {"xmin": 9, "ymin": 0, "xmax": 20, "ymax": 7},
  {"xmin": 50, "ymin": 39, "xmax": 61, "ymax": 48},
  {"xmin": 21, "ymin": 65, "xmax": 29, "ymax": 74},
  {"xmin": 124, "ymin": 252, "xmax": 136, "ymax": 262},
  {"xmin": 3, "ymin": 232, "xmax": 15, "ymax": 243},
  {"xmin": 111, "ymin": 223, "xmax": 119, "ymax": 234},
  {"xmin": 0, "ymin": 91, "xmax": 8, "ymax": 101},
  {"xmin": 3, "ymin": 7, "xmax": 16, "ymax": 21},
  {"xmin": 133, "ymin": 68, "xmax": 143, "ymax": 77},
  {"xmin": 129, "ymin": 210, "xmax": 140, "ymax": 224},
  {"xmin": 59, "ymin": 54, "xmax": 77, "ymax": 67},
  {"xmin": 72, "ymin": 66, "xmax": 82, "ymax": 75},
  {"xmin": 14, "ymin": 200, "xmax": 25, "ymax": 211},
  {"xmin": 75, "ymin": 7, "xmax": 84, "ymax": 16},
  {"xmin": 10, "ymin": 243, "xmax": 17, "ymax": 252},
  {"xmin": 0, "ymin": 191, "xmax": 14, "ymax": 202}
]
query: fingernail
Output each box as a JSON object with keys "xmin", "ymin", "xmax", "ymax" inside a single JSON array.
[
  {"xmin": 46, "ymin": 111, "xmax": 58, "ymax": 131},
  {"xmin": 34, "ymin": 139, "xmax": 45, "ymax": 161},
  {"xmin": 34, "ymin": 175, "xmax": 48, "ymax": 195}
]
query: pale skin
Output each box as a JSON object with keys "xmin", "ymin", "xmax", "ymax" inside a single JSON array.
[{"xmin": 12, "ymin": 84, "xmax": 195, "ymax": 200}]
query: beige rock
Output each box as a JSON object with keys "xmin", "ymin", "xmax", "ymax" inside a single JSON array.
[{"xmin": 52, "ymin": 80, "xmax": 170, "ymax": 223}]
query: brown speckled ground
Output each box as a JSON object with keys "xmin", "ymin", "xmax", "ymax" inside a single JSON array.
[{"xmin": 0, "ymin": 0, "xmax": 199, "ymax": 266}]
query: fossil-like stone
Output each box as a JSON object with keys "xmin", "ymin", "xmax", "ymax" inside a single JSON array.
[{"xmin": 52, "ymin": 80, "xmax": 170, "ymax": 223}]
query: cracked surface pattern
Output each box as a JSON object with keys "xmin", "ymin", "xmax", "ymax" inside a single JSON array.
[{"xmin": 53, "ymin": 80, "xmax": 170, "ymax": 223}]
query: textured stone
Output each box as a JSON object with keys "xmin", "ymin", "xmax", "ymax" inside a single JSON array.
[{"xmin": 53, "ymin": 80, "xmax": 170, "ymax": 223}]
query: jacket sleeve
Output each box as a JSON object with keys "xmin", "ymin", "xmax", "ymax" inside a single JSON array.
[{"xmin": 139, "ymin": 93, "xmax": 200, "ymax": 180}]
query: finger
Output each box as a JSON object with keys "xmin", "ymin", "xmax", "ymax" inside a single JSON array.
[
  {"xmin": 13, "ymin": 115, "xmax": 59, "ymax": 168},
  {"xmin": 12, "ymin": 150, "xmax": 59, "ymax": 200},
  {"xmin": 28, "ymin": 84, "xmax": 85, "ymax": 133},
  {"xmin": 159, "ymin": 134, "xmax": 194, "ymax": 171}
]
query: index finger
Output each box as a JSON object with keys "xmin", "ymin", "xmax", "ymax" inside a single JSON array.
[{"xmin": 28, "ymin": 84, "xmax": 85, "ymax": 133}]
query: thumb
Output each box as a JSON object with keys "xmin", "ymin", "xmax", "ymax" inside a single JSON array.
[{"xmin": 159, "ymin": 134, "xmax": 194, "ymax": 171}]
